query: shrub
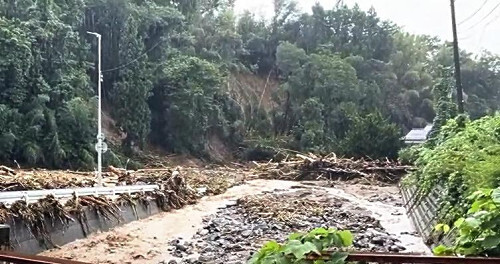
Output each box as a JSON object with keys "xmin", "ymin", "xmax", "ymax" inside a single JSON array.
[{"xmin": 341, "ymin": 112, "xmax": 402, "ymax": 159}]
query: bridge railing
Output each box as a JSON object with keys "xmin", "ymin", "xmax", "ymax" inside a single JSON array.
[
  {"xmin": 0, "ymin": 251, "xmax": 89, "ymax": 264},
  {"xmin": 307, "ymin": 252, "xmax": 500, "ymax": 264},
  {"xmin": 2, "ymin": 250, "xmax": 500, "ymax": 264}
]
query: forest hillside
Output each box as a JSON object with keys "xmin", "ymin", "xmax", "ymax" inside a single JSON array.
[{"xmin": 1, "ymin": 0, "xmax": 499, "ymax": 169}]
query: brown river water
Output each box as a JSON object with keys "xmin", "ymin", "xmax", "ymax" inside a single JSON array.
[{"xmin": 41, "ymin": 179, "xmax": 429, "ymax": 263}]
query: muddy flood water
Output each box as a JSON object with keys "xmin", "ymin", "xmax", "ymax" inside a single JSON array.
[{"xmin": 41, "ymin": 179, "xmax": 429, "ymax": 264}]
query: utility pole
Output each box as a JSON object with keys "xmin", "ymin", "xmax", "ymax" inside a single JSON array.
[
  {"xmin": 450, "ymin": 0, "xmax": 465, "ymax": 114},
  {"xmin": 87, "ymin": 31, "xmax": 105, "ymax": 186}
]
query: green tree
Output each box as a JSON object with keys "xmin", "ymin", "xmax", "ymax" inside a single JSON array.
[
  {"xmin": 276, "ymin": 41, "xmax": 308, "ymax": 79},
  {"xmin": 297, "ymin": 98, "xmax": 326, "ymax": 151},
  {"xmin": 112, "ymin": 16, "xmax": 152, "ymax": 152},
  {"xmin": 149, "ymin": 55, "xmax": 238, "ymax": 154},
  {"xmin": 342, "ymin": 112, "xmax": 402, "ymax": 159}
]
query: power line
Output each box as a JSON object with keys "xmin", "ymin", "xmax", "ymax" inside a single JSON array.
[
  {"xmin": 458, "ymin": 1, "xmax": 500, "ymax": 44},
  {"xmin": 458, "ymin": 0, "xmax": 488, "ymax": 25},
  {"xmin": 463, "ymin": 1, "xmax": 500, "ymax": 32},
  {"xmin": 101, "ymin": 38, "xmax": 166, "ymax": 73},
  {"xmin": 474, "ymin": 9, "xmax": 500, "ymax": 51},
  {"xmin": 483, "ymin": 7, "xmax": 500, "ymax": 27}
]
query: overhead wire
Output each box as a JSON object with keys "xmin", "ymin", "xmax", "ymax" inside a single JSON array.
[
  {"xmin": 483, "ymin": 6, "xmax": 500, "ymax": 27},
  {"xmin": 101, "ymin": 38, "xmax": 166, "ymax": 73},
  {"xmin": 462, "ymin": 1, "xmax": 500, "ymax": 32},
  {"xmin": 458, "ymin": 1, "xmax": 500, "ymax": 49},
  {"xmin": 474, "ymin": 9, "xmax": 500, "ymax": 52},
  {"xmin": 458, "ymin": 0, "xmax": 489, "ymax": 26}
]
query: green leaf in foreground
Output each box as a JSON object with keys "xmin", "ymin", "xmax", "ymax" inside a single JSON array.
[
  {"xmin": 482, "ymin": 235, "xmax": 500, "ymax": 249},
  {"xmin": 283, "ymin": 241, "xmax": 320, "ymax": 260},
  {"xmin": 433, "ymin": 245, "xmax": 452, "ymax": 256},
  {"xmin": 288, "ymin": 232, "xmax": 303, "ymax": 241},
  {"xmin": 337, "ymin": 230, "xmax": 353, "ymax": 246},
  {"xmin": 465, "ymin": 217, "xmax": 481, "ymax": 229},
  {"xmin": 326, "ymin": 252, "xmax": 349, "ymax": 264},
  {"xmin": 435, "ymin": 224, "xmax": 451, "ymax": 234},
  {"xmin": 250, "ymin": 228, "xmax": 352, "ymax": 263},
  {"xmin": 249, "ymin": 241, "xmax": 282, "ymax": 264}
]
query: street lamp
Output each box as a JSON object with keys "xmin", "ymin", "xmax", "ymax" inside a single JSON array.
[{"xmin": 87, "ymin": 31, "xmax": 105, "ymax": 186}]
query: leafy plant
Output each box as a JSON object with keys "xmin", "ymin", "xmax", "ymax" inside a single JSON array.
[
  {"xmin": 409, "ymin": 115, "xmax": 500, "ymax": 204},
  {"xmin": 341, "ymin": 112, "xmax": 402, "ymax": 159},
  {"xmin": 398, "ymin": 145, "xmax": 423, "ymax": 165},
  {"xmin": 149, "ymin": 54, "xmax": 243, "ymax": 156},
  {"xmin": 248, "ymin": 228, "xmax": 353, "ymax": 264},
  {"xmin": 433, "ymin": 188, "xmax": 500, "ymax": 256}
]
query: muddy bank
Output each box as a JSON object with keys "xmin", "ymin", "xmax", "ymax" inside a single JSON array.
[{"xmin": 166, "ymin": 184, "xmax": 427, "ymax": 264}]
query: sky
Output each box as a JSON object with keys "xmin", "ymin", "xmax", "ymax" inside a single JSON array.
[{"xmin": 234, "ymin": 0, "xmax": 500, "ymax": 55}]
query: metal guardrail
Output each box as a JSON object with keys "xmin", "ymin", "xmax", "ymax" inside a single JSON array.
[
  {"xmin": 0, "ymin": 251, "xmax": 89, "ymax": 264},
  {"xmin": 0, "ymin": 185, "xmax": 159, "ymax": 205},
  {"xmin": 3, "ymin": 251, "xmax": 500, "ymax": 264},
  {"xmin": 346, "ymin": 252, "xmax": 500, "ymax": 263},
  {"xmin": 311, "ymin": 252, "xmax": 500, "ymax": 263},
  {"xmin": 2, "ymin": 251, "xmax": 499, "ymax": 264}
]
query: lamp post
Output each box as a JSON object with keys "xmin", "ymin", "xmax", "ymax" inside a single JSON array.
[{"xmin": 87, "ymin": 31, "xmax": 104, "ymax": 186}]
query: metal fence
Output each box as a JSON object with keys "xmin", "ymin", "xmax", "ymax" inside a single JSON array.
[
  {"xmin": 401, "ymin": 185, "xmax": 443, "ymax": 242},
  {"xmin": 2, "ymin": 250, "xmax": 500, "ymax": 264},
  {"xmin": 0, "ymin": 251, "xmax": 89, "ymax": 264},
  {"xmin": 315, "ymin": 252, "xmax": 500, "ymax": 264}
]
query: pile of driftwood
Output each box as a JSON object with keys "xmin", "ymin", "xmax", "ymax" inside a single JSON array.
[
  {"xmin": 107, "ymin": 166, "xmax": 245, "ymax": 195},
  {"xmin": 0, "ymin": 164, "xmax": 243, "ymax": 192},
  {"xmin": 0, "ymin": 165, "xmax": 184, "ymax": 191},
  {"xmin": 0, "ymin": 168, "xmax": 97, "ymax": 191},
  {"xmin": 256, "ymin": 153, "xmax": 412, "ymax": 183},
  {"xmin": 237, "ymin": 192, "xmax": 329, "ymax": 223},
  {"xmin": 0, "ymin": 162, "xmax": 248, "ymax": 248},
  {"xmin": 0, "ymin": 171, "xmax": 199, "ymax": 247}
]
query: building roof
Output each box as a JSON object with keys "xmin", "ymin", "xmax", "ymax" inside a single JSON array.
[{"xmin": 404, "ymin": 125, "xmax": 433, "ymax": 144}]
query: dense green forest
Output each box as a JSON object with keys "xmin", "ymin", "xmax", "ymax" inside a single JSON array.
[{"xmin": 1, "ymin": 0, "xmax": 499, "ymax": 169}]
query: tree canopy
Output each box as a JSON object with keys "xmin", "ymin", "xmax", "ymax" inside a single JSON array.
[{"xmin": 1, "ymin": 0, "xmax": 499, "ymax": 168}]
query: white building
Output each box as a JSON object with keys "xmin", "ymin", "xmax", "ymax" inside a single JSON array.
[{"xmin": 403, "ymin": 125, "xmax": 433, "ymax": 144}]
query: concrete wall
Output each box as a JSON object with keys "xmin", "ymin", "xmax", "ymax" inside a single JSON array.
[{"xmin": 9, "ymin": 201, "xmax": 161, "ymax": 254}]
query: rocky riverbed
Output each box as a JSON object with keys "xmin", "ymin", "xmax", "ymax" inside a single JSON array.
[
  {"xmin": 164, "ymin": 185, "xmax": 420, "ymax": 264},
  {"xmin": 41, "ymin": 180, "xmax": 427, "ymax": 264}
]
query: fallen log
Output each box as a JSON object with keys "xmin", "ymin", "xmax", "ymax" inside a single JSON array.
[
  {"xmin": 0, "ymin": 166, "xmax": 15, "ymax": 176},
  {"xmin": 257, "ymin": 152, "xmax": 412, "ymax": 183}
]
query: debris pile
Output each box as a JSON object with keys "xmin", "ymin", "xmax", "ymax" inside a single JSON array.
[
  {"xmin": 0, "ymin": 164, "xmax": 246, "ymax": 194},
  {"xmin": 109, "ymin": 166, "xmax": 247, "ymax": 195},
  {"xmin": 0, "ymin": 161, "xmax": 249, "ymax": 250},
  {"xmin": 153, "ymin": 173, "xmax": 198, "ymax": 211},
  {"xmin": 0, "ymin": 173, "xmax": 201, "ymax": 248},
  {"xmin": 166, "ymin": 188, "xmax": 407, "ymax": 264},
  {"xmin": 0, "ymin": 169, "xmax": 96, "ymax": 191},
  {"xmin": 236, "ymin": 191, "xmax": 342, "ymax": 224},
  {"xmin": 257, "ymin": 153, "xmax": 412, "ymax": 183}
]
